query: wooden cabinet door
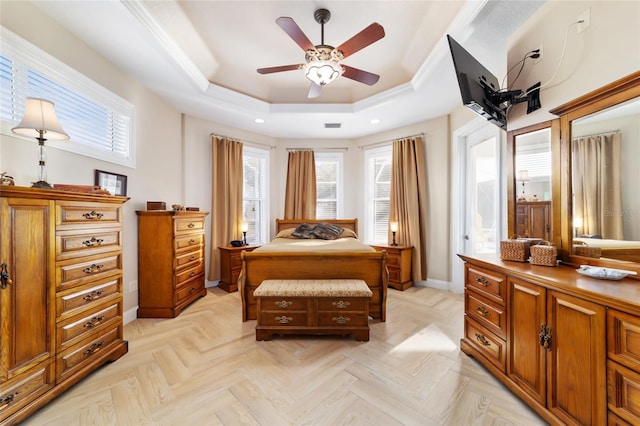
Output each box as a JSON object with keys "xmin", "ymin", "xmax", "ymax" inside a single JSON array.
[
  {"xmin": 547, "ymin": 290, "xmax": 606, "ymax": 426},
  {"xmin": 508, "ymin": 277, "xmax": 546, "ymax": 404},
  {"xmin": 0, "ymin": 197, "xmax": 54, "ymax": 382},
  {"xmin": 528, "ymin": 203, "xmax": 550, "ymax": 240}
]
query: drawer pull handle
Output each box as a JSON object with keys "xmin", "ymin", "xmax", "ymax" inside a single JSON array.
[
  {"xmin": 83, "ymin": 237, "xmax": 104, "ymax": 246},
  {"xmin": 83, "ymin": 341, "xmax": 104, "ymax": 355},
  {"xmin": 0, "ymin": 263, "xmax": 12, "ymax": 290},
  {"xmin": 189, "ymin": 255, "xmax": 196, "ymax": 261},
  {"xmin": 84, "ymin": 315, "xmax": 105, "ymax": 328},
  {"xmin": 189, "ymin": 287, "xmax": 195, "ymax": 293},
  {"xmin": 1, "ymin": 392, "xmax": 19, "ymax": 406},
  {"xmin": 188, "ymin": 223, "xmax": 195, "ymax": 228},
  {"xmin": 189, "ymin": 271, "xmax": 195, "ymax": 277},
  {"xmin": 83, "ymin": 290, "xmax": 104, "ymax": 301},
  {"xmin": 538, "ymin": 324, "xmax": 552, "ymax": 351},
  {"xmin": 475, "ymin": 305, "xmax": 490, "ymax": 317},
  {"xmin": 475, "ymin": 276, "xmax": 490, "ymax": 286},
  {"xmin": 275, "ymin": 300, "xmax": 293, "ymax": 308},
  {"xmin": 474, "ymin": 333, "xmax": 491, "ymax": 346},
  {"xmin": 82, "ymin": 211, "xmax": 104, "ymax": 220},
  {"xmin": 333, "ymin": 316, "xmax": 351, "ymax": 325},
  {"xmin": 332, "ymin": 300, "xmax": 351, "ymax": 309},
  {"xmin": 275, "ymin": 316, "xmax": 292, "ymax": 324},
  {"xmin": 83, "ymin": 264, "xmax": 104, "ymax": 274},
  {"xmin": 188, "ymin": 239, "xmax": 196, "ymax": 245}
]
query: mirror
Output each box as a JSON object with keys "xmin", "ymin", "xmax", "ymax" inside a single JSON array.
[
  {"xmin": 551, "ymin": 71, "xmax": 640, "ymax": 276},
  {"xmin": 507, "ymin": 121, "xmax": 559, "ymax": 243}
]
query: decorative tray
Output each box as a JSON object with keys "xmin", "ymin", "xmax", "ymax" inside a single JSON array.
[{"xmin": 576, "ymin": 265, "xmax": 638, "ymax": 281}]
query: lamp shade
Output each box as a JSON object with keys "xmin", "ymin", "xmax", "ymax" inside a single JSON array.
[
  {"xmin": 517, "ymin": 170, "xmax": 529, "ymax": 182},
  {"xmin": 12, "ymin": 98, "xmax": 69, "ymax": 140},
  {"xmin": 304, "ymin": 61, "xmax": 343, "ymax": 86}
]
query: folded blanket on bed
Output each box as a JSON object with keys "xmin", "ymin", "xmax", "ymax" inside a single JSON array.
[{"xmin": 292, "ymin": 222, "xmax": 344, "ymax": 240}]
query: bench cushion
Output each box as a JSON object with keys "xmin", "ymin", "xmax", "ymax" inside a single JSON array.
[{"xmin": 254, "ymin": 279, "xmax": 372, "ymax": 298}]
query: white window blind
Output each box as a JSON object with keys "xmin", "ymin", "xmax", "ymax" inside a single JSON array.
[
  {"xmin": 364, "ymin": 145, "xmax": 392, "ymax": 243},
  {"xmin": 243, "ymin": 146, "xmax": 269, "ymax": 244},
  {"xmin": 0, "ymin": 27, "xmax": 135, "ymax": 167},
  {"xmin": 315, "ymin": 152, "xmax": 343, "ymax": 220}
]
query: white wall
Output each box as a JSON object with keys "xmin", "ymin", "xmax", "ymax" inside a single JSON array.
[{"xmin": 0, "ymin": 2, "xmax": 183, "ymax": 316}]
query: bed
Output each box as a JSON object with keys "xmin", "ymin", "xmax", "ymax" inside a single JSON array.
[
  {"xmin": 574, "ymin": 237, "xmax": 640, "ymax": 263},
  {"xmin": 239, "ymin": 219, "xmax": 388, "ymax": 322}
]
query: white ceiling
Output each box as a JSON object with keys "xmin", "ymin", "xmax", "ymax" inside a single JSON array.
[{"xmin": 32, "ymin": 0, "xmax": 544, "ymax": 139}]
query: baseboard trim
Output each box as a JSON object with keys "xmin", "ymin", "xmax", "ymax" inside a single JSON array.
[
  {"xmin": 123, "ymin": 306, "xmax": 139, "ymax": 325},
  {"xmin": 416, "ymin": 278, "xmax": 457, "ymax": 293}
]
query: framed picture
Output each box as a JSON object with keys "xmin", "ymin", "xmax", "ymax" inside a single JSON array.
[{"xmin": 94, "ymin": 169, "xmax": 127, "ymax": 196}]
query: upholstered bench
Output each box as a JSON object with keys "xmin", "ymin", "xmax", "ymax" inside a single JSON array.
[{"xmin": 254, "ymin": 279, "xmax": 373, "ymax": 341}]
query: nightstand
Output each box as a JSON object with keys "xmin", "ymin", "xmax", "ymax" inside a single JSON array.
[
  {"xmin": 370, "ymin": 245, "xmax": 413, "ymax": 290},
  {"xmin": 218, "ymin": 245, "xmax": 260, "ymax": 292}
]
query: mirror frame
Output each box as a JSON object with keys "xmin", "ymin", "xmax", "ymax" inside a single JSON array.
[
  {"xmin": 507, "ymin": 120, "xmax": 561, "ymax": 247},
  {"xmin": 550, "ymin": 71, "xmax": 640, "ymax": 279}
]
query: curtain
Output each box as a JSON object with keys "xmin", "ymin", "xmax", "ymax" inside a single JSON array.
[
  {"xmin": 208, "ymin": 136, "xmax": 243, "ymax": 281},
  {"xmin": 390, "ymin": 136, "xmax": 428, "ymax": 281},
  {"xmin": 572, "ymin": 132, "xmax": 623, "ymax": 239},
  {"xmin": 284, "ymin": 150, "xmax": 317, "ymax": 219}
]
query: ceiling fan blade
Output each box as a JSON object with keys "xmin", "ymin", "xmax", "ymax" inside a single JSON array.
[
  {"xmin": 257, "ymin": 64, "xmax": 302, "ymax": 74},
  {"xmin": 342, "ymin": 65, "xmax": 380, "ymax": 86},
  {"xmin": 276, "ymin": 17, "xmax": 315, "ymax": 52},
  {"xmin": 308, "ymin": 82, "xmax": 322, "ymax": 98},
  {"xmin": 336, "ymin": 23, "xmax": 385, "ymax": 59}
]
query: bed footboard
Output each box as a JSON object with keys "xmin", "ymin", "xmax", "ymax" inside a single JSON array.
[{"xmin": 240, "ymin": 251, "xmax": 388, "ymax": 322}]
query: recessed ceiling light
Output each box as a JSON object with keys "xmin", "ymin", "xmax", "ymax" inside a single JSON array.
[
  {"xmin": 370, "ymin": 119, "xmax": 380, "ymax": 124},
  {"xmin": 254, "ymin": 118, "xmax": 264, "ymax": 123}
]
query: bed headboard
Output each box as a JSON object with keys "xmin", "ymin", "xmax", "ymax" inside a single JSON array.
[{"xmin": 275, "ymin": 219, "xmax": 358, "ymax": 234}]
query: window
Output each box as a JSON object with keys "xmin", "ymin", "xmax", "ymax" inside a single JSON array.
[
  {"xmin": 243, "ymin": 146, "xmax": 269, "ymax": 245},
  {"xmin": 315, "ymin": 152, "xmax": 343, "ymax": 219},
  {"xmin": 0, "ymin": 27, "xmax": 135, "ymax": 167},
  {"xmin": 364, "ymin": 145, "xmax": 392, "ymax": 243}
]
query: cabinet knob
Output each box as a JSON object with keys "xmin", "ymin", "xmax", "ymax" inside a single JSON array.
[
  {"xmin": 275, "ymin": 316, "xmax": 292, "ymax": 324},
  {"xmin": 0, "ymin": 263, "xmax": 12, "ymax": 290},
  {"xmin": 82, "ymin": 211, "xmax": 104, "ymax": 220},
  {"xmin": 275, "ymin": 300, "xmax": 293, "ymax": 308},
  {"xmin": 475, "ymin": 276, "xmax": 490, "ymax": 287},
  {"xmin": 332, "ymin": 316, "xmax": 351, "ymax": 325},
  {"xmin": 475, "ymin": 305, "xmax": 490, "ymax": 317},
  {"xmin": 332, "ymin": 300, "xmax": 351, "ymax": 309},
  {"xmin": 474, "ymin": 333, "xmax": 491, "ymax": 347}
]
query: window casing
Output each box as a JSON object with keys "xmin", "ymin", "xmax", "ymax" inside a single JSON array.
[
  {"xmin": 0, "ymin": 27, "xmax": 135, "ymax": 167},
  {"xmin": 315, "ymin": 152, "xmax": 343, "ymax": 220},
  {"xmin": 243, "ymin": 146, "xmax": 269, "ymax": 245},
  {"xmin": 364, "ymin": 145, "xmax": 392, "ymax": 244}
]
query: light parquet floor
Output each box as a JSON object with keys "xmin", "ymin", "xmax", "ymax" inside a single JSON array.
[{"xmin": 22, "ymin": 286, "xmax": 546, "ymax": 426}]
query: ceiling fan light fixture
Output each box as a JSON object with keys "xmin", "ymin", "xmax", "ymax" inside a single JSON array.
[{"xmin": 304, "ymin": 60, "xmax": 343, "ymax": 86}]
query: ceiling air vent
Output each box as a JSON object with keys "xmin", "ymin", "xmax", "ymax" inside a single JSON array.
[{"xmin": 325, "ymin": 123, "xmax": 341, "ymax": 129}]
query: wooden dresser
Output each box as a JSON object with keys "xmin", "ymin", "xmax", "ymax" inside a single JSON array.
[
  {"xmin": 515, "ymin": 201, "xmax": 551, "ymax": 240},
  {"xmin": 218, "ymin": 245, "xmax": 260, "ymax": 292},
  {"xmin": 136, "ymin": 210, "xmax": 208, "ymax": 318},
  {"xmin": 370, "ymin": 245, "xmax": 412, "ymax": 290},
  {"xmin": 459, "ymin": 253, "xmax": 640, "ymax": 425},
  {"xmin": 0, "ymin": 185, "xmax": 128, "ymax": 425}
]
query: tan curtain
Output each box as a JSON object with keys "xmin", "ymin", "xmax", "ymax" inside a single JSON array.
[
  {"xmin": 572, "ymin": 132, "xmax": 623, "ymax": 239},
  {"xmin": 284, "ymin": 150, "xmax": 317, "ymax": 219},
  {"xmin": 390, "ymin": 136, "xmax": 428, "ymax": 281},
  {"xmin": 208, "ymin": 136, "xmax": 243, "ymax": 281}
]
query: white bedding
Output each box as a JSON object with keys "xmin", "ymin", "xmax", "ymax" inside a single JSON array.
[
  {"xmin": 254, "ymin": 237, "xmax": 376, "ymax": 253},
  {"xmin": 574, "ymin": 237, "xmax": 640, "ymax": 249}
]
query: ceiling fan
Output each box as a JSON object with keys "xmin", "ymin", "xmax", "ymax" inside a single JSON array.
[{"xmin": 257, "ymin": 8, "xmax": 385, "ymax": 98}]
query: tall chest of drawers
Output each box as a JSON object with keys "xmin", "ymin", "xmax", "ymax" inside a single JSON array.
[
  {"xmin": 0, "ymin": 186, "xmax": 128, "ymax": 425},
  {"xmin": 136, "ymin": 210, "xmax": 208, "ymax": 318}
]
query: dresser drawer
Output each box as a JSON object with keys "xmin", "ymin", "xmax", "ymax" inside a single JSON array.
[
  {"xmin": 57, "ymin": 278, "xmax": 121, "ymax": 320},
  {"xmin": 56, "ymin": 254, "xmax": 121, "ymax": 291},
  {"xmin": 257, "ymin": 297, "xmax": 308, "ymax": 311},
  {"xmin": 465, "ymin": 265, "xmax": 506, "ymax": 305},
  {"xmin": 317, "ymin": 297, "xmax": 368, "ymax": 311},
  {"xmin": 176, "ymin": 280, "xmax": 204, "ymax": 304},
  {"xmin": 56, "ymin": 325, "xmax": 121, "ymax": 381},
  {"xmin": 465, "ymin": 317, "xmax": 506, "ymax": 371},
  {"xmin": 176, "ymin": 248, "xmax": 203, "ymax": 270},
  {"xmin": 56, "ymin": 228, "xmax": 121, "ymax": 260},
  {"xmin": 608, "ymin": 360, "xmax": 640, "ymax": 424},
  {"xmin": 174, "ymin": 217, "xmax": 205, "ymax": 234},
  {"xmin": 258, "ymin": 312, "xmax": 309, "ymax": 326},
  {"xmin": 317, "ymin": 311, "xmax": 369, "ymax": 327},
  {"xmin": 56, "ymin": 201, "xmax": 121, "ymax": 229},
  {"xmin": 176, "ymin": 262, "xmax": 204, "ymax": 286},
  {"xmin": 608, "ymin": 309, "xmax": 640, "ymax": 371},
  {"xmin": 465, "ymin": 289, "xmax": 506, "ymax": 339},
  {"xmin": 175, "ymin": 234, "xmax": 204, "ymax": 252},
  {"xmin": 57, "ymin": 302, "xmax": 121, "ymax": 350},
  {"xmin": 0, "ymin": 361, "xmax": 55, "ymax": 423}
]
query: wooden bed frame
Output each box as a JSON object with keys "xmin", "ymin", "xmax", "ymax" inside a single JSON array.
[{"xmin": 239, "ymin": 219, "xmax": 388, "ymax": 322}]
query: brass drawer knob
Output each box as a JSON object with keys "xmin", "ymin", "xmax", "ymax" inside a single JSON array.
[
  {"xmin": 475, "ymin": 276, "xmax": 490, "ymax": 287},
  {"xmin": 83, "ymin": 290, "xmax": 104, "ymax": 301},
  {"xmin": 475, "ymin": 305, "xmax": 490, "ymax": 317},
  {"xmin": 333, "ymin": 316, "xmax": 351, "ymax": 325},
  {"xmin": 275, "ymin": 300, "xmax": 292, "ymax": 308},
  {"xmin": 275, "ymin": 316, "xmax": 292, "ymax": 324},
  {"xmin": 84, "ymin": 315, "xmax": 105, "ymax": 328},
  {"xmin": 83, "ymin": 341, "xmax": 104, "ymax": 355},
  {"xmin": 82, "ymin": 264, "xmax": 104, "ymax": 274},
  {"xmin": 83, "ymin": 237, "xmax": 104, "ymax": 246},
  {"xmin": 1, "ymin": 392, "xmax": 19, "ymax": 406},
  {"xmin": 332, "ymin": 300, "xmax": 351, "ymax": 309},
  {"xmin": 82, "ymin": 211, "xmax": 104, "ymax": 220},
  {"xmin": 475, "ymin": 333, "xmax": 491, "ymax": 347}
]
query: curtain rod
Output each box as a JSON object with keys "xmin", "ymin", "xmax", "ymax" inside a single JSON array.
[
  {"xmin": 358, "ymin": 132, "xmax": 425, "ymax": 150},
  {"xmin": 572, "ymin": 130, "xmax": 620, "ymax": 139},
  {"xmin": 210, "ymin": 132, "xmax": 276, "ymax": 149},
  {"xmin": 285, "ymin": 147, "xmax": 349, "ymax": 152}
]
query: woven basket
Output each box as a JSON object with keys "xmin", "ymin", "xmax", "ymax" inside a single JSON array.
[
  {"xmin": 573, "ymin": 240, "xmax": 602, "ymax": 258},
  {"xmin": 500, "ymin": 235, "xmax": 535, "ymax": 262},
  {"xmin": 530, "ymin": 241, "xmax": 557, "ymax": 266}
]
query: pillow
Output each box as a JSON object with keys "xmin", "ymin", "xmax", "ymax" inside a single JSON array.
[
  {"xmin": 312, "ymin": 222, "xmax": 343, "ymax": 240},
  {"xmin": 339, "ymin": 228, "xmax": 358, "ymax": 239},
  {"xmin": 275, "ymin": 228, "xmax": 297, "ymax": 238},
  {"xmin": 291, "ymin": 223, "xmax": 317, "ymax": 239}
]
